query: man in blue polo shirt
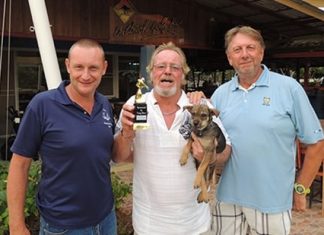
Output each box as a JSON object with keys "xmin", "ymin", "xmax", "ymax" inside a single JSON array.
[
  {"xmin": 7, "ymin": 39, "xmax": 116, "ymax": 235},
  {"xmin": 209, "ymin": 26, "xmax": 324, "ymax": 234}
]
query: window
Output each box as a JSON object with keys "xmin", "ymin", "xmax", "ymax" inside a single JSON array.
[
  {"xmin": 97, "ymin": 54, "xmax": 116, "ymax": 97},
  {"xmin": 118, "ymin": 55, "xmax": 140, "ymax": 101},
  {"xmin": 14, "ymin": 52, "xmax": 140, "ymax": 111},
  {"xmin": 16, "ymin": 56, "xmax": 47, "ymax": 111}
]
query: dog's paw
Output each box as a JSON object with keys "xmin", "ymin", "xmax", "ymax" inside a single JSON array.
[
  {"xmin": 197, "ymin": 192, "xmax": 209, "ymax": 203},
  {"xmin": 194, "ymin": 178, "xmax": 201, "ymax": 188},
  {"xmin": 179, "ymin": 157, "xmax": 188, "ymax": 166}
]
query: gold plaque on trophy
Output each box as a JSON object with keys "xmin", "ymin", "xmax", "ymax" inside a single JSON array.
[{"xmin": 133, "ymin": 77, "xmax": 149, "ymax": 130}]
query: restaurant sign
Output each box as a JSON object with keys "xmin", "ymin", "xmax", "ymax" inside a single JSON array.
[{"xmin": 110, "ymin": 0, "xmax": 184, "ymax": 45}]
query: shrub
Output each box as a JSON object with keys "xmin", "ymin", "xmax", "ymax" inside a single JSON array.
[
  {"xmin": 0, "ymin": 160, "xmax": 132, "ymax": 234},
  {"xmin": 0, "ymin": 161, "xmax": 10, "ymax": 235},
  {"xmin": 0, "ymin": 160, "xmax": 41, "ymax": 234},
  {"xmin": 111, "ymin": 172, "xmax": 132, "ymax": 209}
]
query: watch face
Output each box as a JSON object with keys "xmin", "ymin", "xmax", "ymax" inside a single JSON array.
[
  {"xmin": 294, "ymin": 183, "xmax": 310, "ymax": 195},
  {"xmin": 295, "ymin": 185, "xmax": 304, "ymax": 194}
]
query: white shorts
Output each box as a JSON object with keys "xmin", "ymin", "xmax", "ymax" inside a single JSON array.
[{"xmin": 206, "ymin": 201, "xmax": 292, "ymax": 235}]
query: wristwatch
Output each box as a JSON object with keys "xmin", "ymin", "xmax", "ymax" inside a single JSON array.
[{"xmin": 294, "ymin": 183, "xmax": 310, "ymax": 195}]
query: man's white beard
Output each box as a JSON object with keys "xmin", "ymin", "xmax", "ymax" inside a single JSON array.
[{"xmin": 154, "ymin": 85, "xmax": 177, "ymax": 97}]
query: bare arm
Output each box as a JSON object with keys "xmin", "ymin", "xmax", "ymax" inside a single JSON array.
[
  {"xmin": 112, "ymin": 131, "xmax": 134, "ymax": 163},
  {"xmin": 112, "ymin": 104, "xmax": 135, "ymax": 163},
  {"xmin": 293, "ymin": 140, "xmax": 324, "ymax": 212},
  {"xmin": 215, "ymin": 144, "xmax": 232, "ymax": 165},
  {"xmin": 7, "ymin": 154, "xmax": 33, "ymax": 235}
]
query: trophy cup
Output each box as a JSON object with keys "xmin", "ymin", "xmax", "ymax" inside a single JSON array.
[{"xmin": 133, "ymin": 77, "xmax": 150, "ymax": 130}]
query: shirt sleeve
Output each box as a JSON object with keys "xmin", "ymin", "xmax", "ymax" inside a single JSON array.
[
  {"xmin": 11, "ymin": 99, "xmax": 42, "ymax": 158},
  {"xmin": 291, "ymin": 83, "xmax": 324, "ymax": 144}
]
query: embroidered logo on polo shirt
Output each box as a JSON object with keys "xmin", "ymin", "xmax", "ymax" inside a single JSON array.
[
  {"xmin": 262, "ymin": 97, "xmax": 271, "ymax": 106},
  {"xmin": 102, "ymin": 109, "xmax": 113, "ymax": 128}
]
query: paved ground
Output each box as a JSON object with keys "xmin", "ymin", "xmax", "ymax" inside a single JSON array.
[
  {"xmin": 291, "ymin": 177, "xmax": 324, "ymax": 235},
  {"xmin": 291, "ymin": 201, "xmax": 324, "ymax": 235}
]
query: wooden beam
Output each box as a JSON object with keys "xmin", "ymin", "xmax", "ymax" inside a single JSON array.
[
  {"xmin": 274, "ymin": 0, "xmax": 324, "ymax": 21},
  {"xmin": 304, "ymin": 0, "xmax": 324, "ymax": 7},
  {"xmin": 272, "ymin": 51, "xmax": 324, "ymax": 58}
]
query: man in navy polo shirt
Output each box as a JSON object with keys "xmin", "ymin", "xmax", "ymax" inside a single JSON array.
[{"xmin": 7, "ymin": 39, "xmax": 116, "ymax": 235}]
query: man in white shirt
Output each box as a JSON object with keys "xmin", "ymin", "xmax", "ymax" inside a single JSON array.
[{"xmin": 112, "ymin": 42, "xmax": 231, "ymax": 235}]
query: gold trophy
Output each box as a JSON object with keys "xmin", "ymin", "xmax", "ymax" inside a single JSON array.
[{"xmin": 133, "ymin": 77, "xmax": 150, "ymax": 130}]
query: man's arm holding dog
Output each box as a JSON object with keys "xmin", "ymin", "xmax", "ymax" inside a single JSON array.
[
  {"xmin": 191, "ymin": 133, "xmax": 232, "ymax": 164},
  {"xmin": 112, "ymin": 104, "xmax": 135, "ymax": 163}
]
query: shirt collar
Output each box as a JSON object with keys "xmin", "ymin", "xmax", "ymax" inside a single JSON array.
[
  {"xmin": 231, "ymin": 64, "xmax": 270, "ymax": 92},
  {"xmin": 55, "ymin": 80, "xmax": 103, "ymax": 105},
  {"xmin": 55, "ymin": 80, "xmax": 72, "ymax": 105},
  {"xmin": 149, "ymin": 89, "xmax": 188, "ymax": 109}
]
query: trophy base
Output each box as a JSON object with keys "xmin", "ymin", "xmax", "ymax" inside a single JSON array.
[{"xmin": 133, "ymin": 123, "xmax": 150, "ymax": 130}]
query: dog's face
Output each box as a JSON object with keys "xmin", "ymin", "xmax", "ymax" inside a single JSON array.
[{"xmin": 184, "ymin": 104, "xmax": 219, "ymax": 132}]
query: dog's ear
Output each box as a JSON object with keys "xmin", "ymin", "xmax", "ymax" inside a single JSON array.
[
  {"xmin": 210, "ymin": 108, "xmax": 220, "ymax": 117},
  {"xmin": 183, "ymin": 105, "xmax": 193, "ymax": 112}
]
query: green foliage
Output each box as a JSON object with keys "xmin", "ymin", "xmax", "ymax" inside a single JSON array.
[
  {"xmin": 0, "ymin": 161, "xmax": 132, "ymax": 234},
  {"xmin": 111, "ymin": 172, "xmax": 132, "ymax": 209},
  {"xmin": 25, "ymin": 161, "xmax": 41, "ymax": 219},
  {"xmin": 0, "ymin": 161, "xmax": 10, "ymax": 235},
  {"xmin": 0, "ymin": 160, "xmax": 41, "ymax": 234}
]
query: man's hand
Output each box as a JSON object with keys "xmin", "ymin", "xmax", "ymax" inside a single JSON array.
[
  {"xmin": 120, "ymin": 104, "xmax": 135, "ymax": 138},
  {"xmin": 10, "ymin": 225, "xmax": 31, "ymax": 235},
  {"xmin": 187, "ymin": 91, "xmax": 206, "ymax": 104},
  {"xmin": 293, "ymin": 193, "xmax": 307, "ymax": 212}
]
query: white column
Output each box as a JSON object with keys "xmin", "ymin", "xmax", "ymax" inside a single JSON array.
[{"xmin": 28, "ymin": 0, "xmax": 62, "ymax": 89}]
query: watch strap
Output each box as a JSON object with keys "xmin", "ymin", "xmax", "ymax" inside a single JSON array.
[{"xmin": 294, "ymin": 183, "xmax": 310, "ymax": 195}]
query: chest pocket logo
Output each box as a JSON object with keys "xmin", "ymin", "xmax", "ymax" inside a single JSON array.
[
  {"xmin": 102, "ymin": 109, "xmax": 113, "ymax": 128},
  {"xmin": 262, "ymin": 97, "xmax": 271, "ymax": 106}
]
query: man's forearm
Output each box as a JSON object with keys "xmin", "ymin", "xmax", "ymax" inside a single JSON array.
[
  {"xmin": 296, "ymin": 140, "xmax": 324, "ymax": 188},
  {"xmin": 215, "ymin": 145, "xmax": 232, "ymax": 165},
  {"xmin": 112, "ymin": 131, "xmax": 134, "ymax": 163},
  {"xmin": 7, "ymin": 155, "xmax": 32, "ymax": 233}
]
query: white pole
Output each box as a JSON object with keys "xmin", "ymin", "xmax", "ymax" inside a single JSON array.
[{"xmin": 28, "ymin": 0, "xmax": 62, "ymax": 89}]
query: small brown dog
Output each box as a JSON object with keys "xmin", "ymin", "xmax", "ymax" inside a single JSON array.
[{"xmin": 180, "ymin": 104, "xmax": 225, "ymax": 203}]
